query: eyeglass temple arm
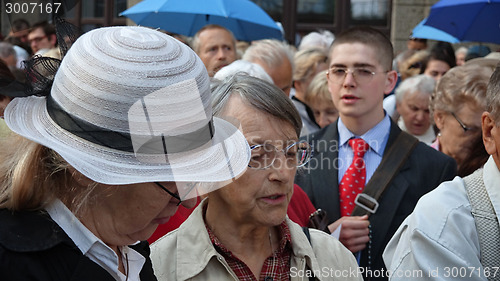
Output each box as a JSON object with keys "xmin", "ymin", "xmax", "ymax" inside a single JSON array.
[{"xmin": 155, "ymin": 182, "xmax": 182, "ymax": 204}]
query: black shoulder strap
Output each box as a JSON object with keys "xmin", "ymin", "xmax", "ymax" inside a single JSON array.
[
  {"xmin": 351, "ymin": 131, "xmax": 419, "ymax": 217},
  {"xmin": 302, "ymin": 226, "xmax": 311, "ymax": 244},
  {"xmin": 301, "ymin": 227, "xmax": 316, "ymax": 281}
]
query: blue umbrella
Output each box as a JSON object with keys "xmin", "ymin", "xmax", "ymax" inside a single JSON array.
[
  {"xmin": 411, "ymin": 18, "xmax": 459, "ymax": 43},
  {"xmin": 424, "ymin": 0, "xmax": 500, "ymax": 44},
  {"xmin": 120, "ymin": 0, "xmax": 283, "ymax": 42}
]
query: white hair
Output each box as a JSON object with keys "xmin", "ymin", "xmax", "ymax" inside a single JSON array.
[
  {"xmin": 298, "ymin": 30, "xmax": 335, "ymax": 51},
  {"xmin": 242, "ymin": 39, "xmax": 295, "ymax": 72},
  {"xmin": 214, "ymin": 60, "xmax": 273, "ymax": 83}
]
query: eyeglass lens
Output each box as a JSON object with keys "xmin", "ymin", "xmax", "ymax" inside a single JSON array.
[
  {"xmin": 328, "ymin": 68, "xmax": 375, "ymax": 85},
  {"xmin": 248, "ymin": 141, "xmax": 312, "ymax": 169},
  {"xmin": 29, "ymin": 35, "xmax": 47, "ymax": 44}
]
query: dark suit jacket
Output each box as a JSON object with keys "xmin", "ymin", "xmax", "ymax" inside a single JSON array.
[
  {"xmin": 0, "ymin": 208, "xmax": 157, "ymax": 281},
  {"xmin": 295, "ymin": 119, "xmax": 456, "ymax": 280}
]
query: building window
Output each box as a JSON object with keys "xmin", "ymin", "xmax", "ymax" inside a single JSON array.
[{"xmin": 251, "ymin": 0, "xmax": 391, "ymax": 44}]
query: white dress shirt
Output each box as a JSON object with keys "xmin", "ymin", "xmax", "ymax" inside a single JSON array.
[{"xmin": 46, "ymin": 199, "xmax": 145, "ymax": 281}]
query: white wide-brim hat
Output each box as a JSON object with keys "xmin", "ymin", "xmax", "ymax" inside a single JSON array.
[{"xmin": 5, "ymin": 26, "xmax": 250, "ymax": 199}]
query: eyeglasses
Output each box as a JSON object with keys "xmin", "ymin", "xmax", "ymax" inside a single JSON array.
[
  {"xmin": 28, "ymin": 35, "xmax": 47, "ymax": 44},
  {"xmin": 451, "ymin": 112, "xmax": 479, "ymax": 133},
  {"xmin": 327, "ymin": 68, "xmax": 379, "ymax": 85},
  {"xmin": 248, "ymin": 140, "xmax": 312, "ymax": 170},
  {"xmin": 155, "ymin": 182, "xmax": 182, "ymax": 206}
]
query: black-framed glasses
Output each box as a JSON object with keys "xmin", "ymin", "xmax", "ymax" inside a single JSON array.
[
  {"xmin": 451, "ymin": 112, "xmax": 479, "ymax": 133},
  {"xmin": 28, "ymin": 35, "xmax": 47, "ymax": 44},
  {"xmin": 327, "ymin": 68, "xmax": 378, "ymax": 85},
  {"xmin": 155, "ymin": 182, "xmax": 182, "ymax": 206},
  {"xmin": 248, "ymin": 140, "xmax": 312, "ymax": 170}
]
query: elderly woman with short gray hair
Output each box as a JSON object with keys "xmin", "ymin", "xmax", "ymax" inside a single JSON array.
[
  {"xmin": 395, "ymin": 74, "xmax": 436, "ymax": 144},
  {"xmin": 151, "ymin": 74, "xmax": 361, "ymax": 281}
]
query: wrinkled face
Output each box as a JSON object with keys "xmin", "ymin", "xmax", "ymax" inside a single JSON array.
[
  {"xmin": 327, "ymin": 43, "xmax": 395, "ymax": 126},
  {"xmin": 197, "ymin": 28, "xmax": 237, "ymax": 77},
  {"xmin": 310, "ymin": 98, "xmax": 339, "ymax": 128},
  {"xmin": 28, "ymin": 27, "xmax": 56, "ymax": 54},
  {"xmin": 82, "ymin": 181, "xmax": 196, "ymax": 246},
  {"xmin": 424, "ymin": 59, "xmax": 450, "ymax": 81},
  {"xmin": 257, "ymin": 57, "xmax": 293, "ymax": 96},
  {"xmin": 211, "ymin": 95, "xmax": 296, "ymax": 227},
  {"xmin": 434, "ymin": 104, "xmax": 483, "ymax": 167},
  {"xmin": 396, "ymin": 91, "xmax": 431, "ymax": 136}
]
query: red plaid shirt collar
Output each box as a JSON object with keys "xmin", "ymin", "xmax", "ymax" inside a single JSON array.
[{"xmin": 206, "ymin": 220, "xmax": 293, "ymax": 281}]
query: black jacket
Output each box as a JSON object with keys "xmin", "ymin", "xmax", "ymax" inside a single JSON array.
[
  {"xmin": 295, "ymin": 119, "xmax": 457, "ymax": 280},
  {"xmin": 0, "ymin": 208, "xmax": 157, "ymax": 281}
]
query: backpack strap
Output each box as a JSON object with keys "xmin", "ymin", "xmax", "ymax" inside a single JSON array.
[
  {"xmin": 351, "ymin": 131, "xmax": 418, "ymax": 216},
  {"xmin": 464, "ymin": 169, "xmax": 500, "ymax": 281}
]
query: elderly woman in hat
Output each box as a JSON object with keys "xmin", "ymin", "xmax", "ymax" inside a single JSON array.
[
  {"xmin": 0, "ymin": 26, "xmax": 250, "ymax": 281},
  {"xmin": 151, "ymin": 74, "xmax": 361, "ymax": 281}
]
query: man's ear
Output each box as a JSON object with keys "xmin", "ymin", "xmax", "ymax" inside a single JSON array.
[
  {"xmin": 384, "ymin": 70, "xmax": 398, "ymax": 95},
  {"xmin": 482, "ymin": 112, "xmax": 496, "ymax": 156},
  {"xmin": 434, "ymin": 110, "xmax": 446, "ymax": 130}
]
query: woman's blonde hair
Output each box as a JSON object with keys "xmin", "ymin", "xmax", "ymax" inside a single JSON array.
[
  {"xmin": 293, "ymin": 48, "xmax": 328, "ymax": 82},
  {"xmin": 0, "ymin": 134, "xmax": 96, "ymax": 213},
  {"xmin": 304, "ymin": 71, "xmax": 331, "ymax": 106}
]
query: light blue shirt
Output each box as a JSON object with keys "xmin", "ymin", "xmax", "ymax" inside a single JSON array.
[{"xmin": 337, "ymin": 113, "xmax": 391, "ymax": 185}]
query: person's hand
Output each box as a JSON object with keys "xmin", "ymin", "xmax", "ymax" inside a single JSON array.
[{"xmin": 328, "ymin": 215, "xmax": 370, "ymax": 253}]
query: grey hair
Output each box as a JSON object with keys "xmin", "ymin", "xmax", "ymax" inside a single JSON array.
[
  {"xmin": 212, "ymin": 74, "xmax": 302, "ymax": 137},
  {"xmin": 487, "ymin": 63, "xmax": 500, "ymax": 125},
  {"xmin": 430, "ymin": 64, "xmax": 492, "ymax": 119},
  {"xmin": 242, "ymin": 39, "xmax": 295, "ymax": 73},
  {"xmin": 395, "ymin": 74, "xmax": 436, "ymax": 104},
  {"xmin": 0, "ymin": 42, "xmax": 16, "ymax": 60},
  {"xmin": 298, "ymin": 30, "xmax": 335, "ymax": 51}
]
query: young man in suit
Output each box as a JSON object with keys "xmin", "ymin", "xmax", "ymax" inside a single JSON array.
[{"xmin": 295, "ymin": 26, "xmax": 456, "ymax": 280}]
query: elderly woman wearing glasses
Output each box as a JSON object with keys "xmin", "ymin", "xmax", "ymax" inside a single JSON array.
[
  {"xmin": 0, "ymin": 26, "xmax": 250, "ymax": 280},
  {"xmin": 430, "ymin": 63, "xmax": 493, "ymax": 177},
  {"xmin": 151, "ymin": 74, "xmax": 361, "ymax": 281}
]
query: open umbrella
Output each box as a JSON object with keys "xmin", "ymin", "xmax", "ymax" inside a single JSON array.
[
  {"xmin": 120, "ymin": 0, "xmax": 283, "ymax": 42},
  {"xmin": 424, "ymin": 0, "xmax": 500, "ymax": 44},
  {"xmin": 411, "ymin": 18, "xmax": 459, "ymax": 43}
]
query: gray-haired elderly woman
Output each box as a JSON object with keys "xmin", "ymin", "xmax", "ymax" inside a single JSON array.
[
  {"xmin": 430, "ymin": 64, "xmax": 492, "ymax": 176},
  {"xmin": 395, "ymin": 74, "xmax": 436, "ymax": 144},
  {"xmin": 151, "ymin": 74, "xmax": 361, "ymax": 281}
]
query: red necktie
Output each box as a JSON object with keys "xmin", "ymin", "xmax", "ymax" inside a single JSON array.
[{"xmin": 339, "ymin": 138, "xmax": 369, "ymax": 216}]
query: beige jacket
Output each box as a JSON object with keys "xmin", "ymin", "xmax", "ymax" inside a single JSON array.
[{"xmin": 151, "ymin": 200, "xmax": 362, "ymax": 281}]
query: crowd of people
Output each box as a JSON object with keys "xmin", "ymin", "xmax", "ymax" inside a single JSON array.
[{"xmin": 1, "ymin": 17, "xmax": 500, "ymax": 281}]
